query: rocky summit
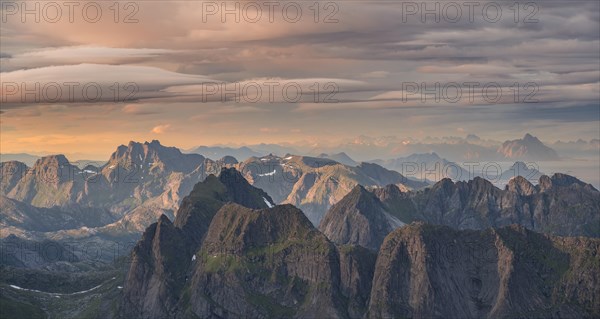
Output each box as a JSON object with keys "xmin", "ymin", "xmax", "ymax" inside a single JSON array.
[
  {"xmin": 121, "ymin": 168, "xmax": 274, "ymax": 318},
  {"xmin": 319, "ymin": 185, "xmax": 403, "ymax": 251}
]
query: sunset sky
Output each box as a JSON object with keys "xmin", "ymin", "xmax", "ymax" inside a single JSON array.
[{"xmin": 1, "ymin": 1, "xmax": 599, "ymax": 159}]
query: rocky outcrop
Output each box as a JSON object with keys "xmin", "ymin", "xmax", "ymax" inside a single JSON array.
[
  {"xmin": 367, "ymin": 223, "xmax": 600, "ymax": 319},
  {"xmin": 174, "ymin": 168, "xmax": 274, "ymax": 245},
  {"xmin": 0, "ymin": 161, "xmax": 28, "ymax": 194}
]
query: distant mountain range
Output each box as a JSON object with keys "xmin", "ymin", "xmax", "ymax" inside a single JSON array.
[
  {"xmin": 185, "ymin": 133, "xmax": 567, "ymax": 164},
  {"xmin": 233, "ymin": 154, "xmax": 427, "ymax": 225},
  {"xmin": 0, "ymin": 140, "xmax": 424, "ymax": 242},
  {"xmin": 303, "ymin": 133, "xmax": 566, "ymax": 162},
  {"xmin": 0, "ymin": 153, "xmax": 105, "ymax": 168},
  {"xmin": 370, "ymin": 152, "xmax": 544, "ymax": 185},
  {"xmin": 318, "ymin": 152, "xmax": 358, "ymax": 166},
  {"xmin": 187, "ymin": 143, "xmax": 299, "ymax": 159},
  {"xmin": 0, "ymin": 153, "xmax": 40, "ymax": 167},
  {"xmin": 0, "ymin": 141, "xmax": 232, "ymax": 247}
]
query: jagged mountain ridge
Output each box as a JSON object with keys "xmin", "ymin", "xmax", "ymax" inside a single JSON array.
[
  {"xmin": 406, "ymin": 173, "xmax": 599, "ymax": 237},
  {"xmin": 0, "ymin": 141, "xmax": 426, "ymax": 239},
  {"xmin": 0, "ymin": 141, "xmax": 240, "ymax": 241},
  {"xmin": 320, "ymin": 173, "xmax": 599, "ymax": 251},
  {"xmin": 121, "ymin": 174, "xmax": 600, "ymax": 318},
  {"xmin": 235, "ymin": 154, "xmax": 428, "ymax": 225},
  {"xmin": 370, "ymin": 153, "xmax": 545, "ymax": 186}
]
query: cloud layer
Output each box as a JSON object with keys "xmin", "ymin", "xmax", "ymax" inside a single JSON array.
[{"xmin": 1, "ymin": 0, "xmax": 598, "ymax": 157}]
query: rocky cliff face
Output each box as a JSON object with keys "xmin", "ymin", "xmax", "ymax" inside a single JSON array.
[
  {"xmin": 337, "ymin": 245, "xmax": 377, "ymax": 318},
  {"xmin": 184, "ymin": 203, "xmax": 347, "ymax": 319},
  {"xmin": 410, "ymin": 174, "xmax": 600, "ymax": 237},
  {"xmin": 122, "ymin": 170, "xmax": 384, "ymax": 319},
  {"xmin": 320, "ymin": 172, "xmax": 598, "ymax": 257},
  {"xmin": 361, "ymin": 174, "xmax": 599, "ymax": 238},
  {"xmin": 121, "ymin": 168, "xmax": 274, "ymax": 319},
  {"xmin": 122, "ymin": 215, "xmax": 189, "ymax": 318},
  {"xmin": 319, "ymin": 185, "xmax": 402, "ymax": 251},
  {"xmin": 367, "ymin": 223, "xmax": 600, "ymax": 319},
  {"xmin": 0, "ymin": 161, "xmax": 29, "ymax": 194}
]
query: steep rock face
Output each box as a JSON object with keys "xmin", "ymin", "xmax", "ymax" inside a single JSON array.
[
  {"xmin": 7, "ymin": 155, "xmax": 81, "ymax": 207},
  {"xmin": 322, "ymin": 172, "xmax": 598, "ymax": 255},
  {"xmin": 184, "ymin": 203, "xmax": 347, "ymax": 319},
  {"xmin": 337, "ymin": 245, "xmax": 377, "ymax": 318},
  {"xmin": 319, "ymin": 185, "xmax": 401, "ymax": 251},
  {"xmin": 367, "ymin": 223, "xmax": 600, "ymax": 319},
  {"xmin": 174, "ymin": 168, "xmax": 274, "ymax": 245},
  {"xmin": 372, "ymin": 184, "xmax": 421, "ymax": 223},
  {"xmin": 122, "ymin": 215, "xmax": 189, "ymax": 319},
  {"xmin": 407, "ymin": 174, "xmax": 600, "ymax": 237},
  {"xmin": 122, "ymin": 168, "xmax": 273, "ymax": 319}
]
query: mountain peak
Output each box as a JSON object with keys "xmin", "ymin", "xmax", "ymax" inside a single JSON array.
[
  {"xmin": 218, "ymin": 155, "xmax": 238, "ymax": 165},
  {"xmin": 173, "ymin": 168, "xmax": 273, "ymax": 244},
  {"xmin": 319, "ymin": 183, "xmax": 396, "ymax": 250},
  {"xmin": 109, "ymin": 141, "xmax": 204, "ymax": 173},
  {"xmin": 350, "ymin": 183, "xmax": 369, "ymax": 195},
  {"xmin": 538, "ymin": 173, "xmax": 598, "ymax": 191},
  {"xmin": 498, "ymin": 134, "xmax": 559, "ymax": 161},
  {"xmin": 146, "ymin": 139, "xmax": 161, "ymax": 146},
  {"xmin": 32, "ymin": 155, "xmax": 72, "ymax": 171},
  {"xmin": 507, "ymin": 176, "xmax": 536, "ymax": 195}
]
